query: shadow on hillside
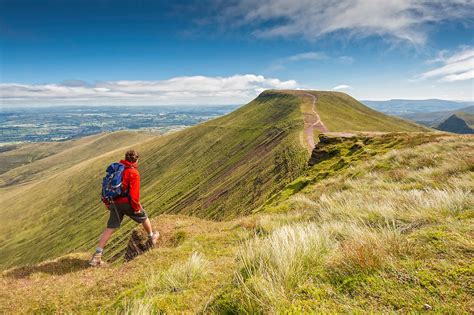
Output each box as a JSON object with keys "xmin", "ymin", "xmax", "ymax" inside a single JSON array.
[{"xmin": 4, "ymin": 256, "xmax": 89, "ymax": 279}]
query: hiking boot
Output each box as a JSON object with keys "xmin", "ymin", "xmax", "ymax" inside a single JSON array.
[
  {"xmin": 89, "ymin": 252, "xmax": 104, "ymax": 267},
  {"xmin": 149, "ymin": 231, "xmax": 160, "ymax": 246}
]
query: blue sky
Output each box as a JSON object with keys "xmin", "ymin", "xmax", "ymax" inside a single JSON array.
[{"xmin": 1, "ymin": 0, "xmax": 473, "ymax": 105}]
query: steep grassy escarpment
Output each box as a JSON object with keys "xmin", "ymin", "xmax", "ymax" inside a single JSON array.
[
  {"xmin": 137, "ymin": 91, "xmax": 308, "ymax": 221},
  {"xmin": 0, "ymin": 91, "xmax": 309, "ymax": 269},
  {"xmin": 1, "ymin": 133, "xmax": 471, "ymax": 314}
]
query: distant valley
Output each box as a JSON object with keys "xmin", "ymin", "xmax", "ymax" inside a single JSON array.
[
  {"xmin": 4, "ymin": 98, "xmax": 472, "ymax": 146},
  {"xmin": 0, "ymin": 105, "xmax": 238, "ymax": 144}
]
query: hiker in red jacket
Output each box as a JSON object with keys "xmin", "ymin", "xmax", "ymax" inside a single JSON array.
[{"xmin": 90, "ymin": 149, "xmax": 159, "ymax": 266}]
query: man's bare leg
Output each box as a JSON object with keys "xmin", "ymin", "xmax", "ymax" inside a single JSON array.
[
  {"xmin": 142, "ymin": 218, "xmax": 153, "ymax": 235},
  {"xmin": 142, "ymin": 218, "xmax": 159, "ymax": 244},
  {"xmin": 98, "ymin": 228, "xmax": 115, "ymax": 249}
]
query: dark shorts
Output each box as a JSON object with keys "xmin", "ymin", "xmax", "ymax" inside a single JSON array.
[{"xmin": 107, "ymin": 203, "xmax": 148, "ymax": 229}]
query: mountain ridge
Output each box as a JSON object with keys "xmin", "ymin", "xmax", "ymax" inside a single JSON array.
[{"xmin": 0, "ymin": 89, "xmax": 429, "ymax": 270}]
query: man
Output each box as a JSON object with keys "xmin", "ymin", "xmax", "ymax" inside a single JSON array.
[{"xmin": 89, "ymin": 149, "xmax": 159, "ymax": 266}]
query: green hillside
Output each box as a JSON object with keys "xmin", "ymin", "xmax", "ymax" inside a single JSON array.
[
  {"xmin": 307, "ymin": 91, "xmax": 429, "ymax": 132},
  {"xmin": 0, "ymin": 91, "xmax": 307, "ymax": 269},
  {"xmin": 1, "ymin": 133, "xmax": 471, "ymax": 314},
  {"xmin": 0, "ymin": 141, "xmax": 79, "ymax": 175},
  {"xmin": 0, "ymin": 90, "xmax": 430, "ymax": 270},
  {"xmin": 0, "ymin": 131, "xmax": 157, "ymax": 187},
  {"xmin": 0, "ymin": 132, "xmax": 154, "ymax": 176}
]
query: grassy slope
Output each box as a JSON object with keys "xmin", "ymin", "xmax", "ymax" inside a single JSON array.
[
  {"xmin": 0, "ymin": 132, "xmax": 154, "ymax": 176},
  {"xmin": 0, "ymin": 140, "xmax": 81, "ymax": 175},
  {"xmin": 0, "ymin": 89, "xmax": 431, "ymax": 269},
  {"xmin": 0, "ymin": 131, "xmax": 157, "ymax": 187},
  {"xmin": 213, "ymin": 134, "xmax": 473, "ymax": 313},
  {"xmin": 0, "ymin": 91, "xmax": 310, "ymax": 269},
  {"xmin": 1, "ymin": 133, "xmax": 471, "ymax": 314},
  {"xmin": 309, "ymin": 91, "xmax": 429, "ymax": 132}
]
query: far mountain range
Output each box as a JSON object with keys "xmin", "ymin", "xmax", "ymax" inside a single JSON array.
[
  {"xmin": 363, "ymin": 99, "xmax": 474, "ymax": 134},
  {"xmin": 362, "ymin": 99, "xmax": 473, "ymax": 115}
]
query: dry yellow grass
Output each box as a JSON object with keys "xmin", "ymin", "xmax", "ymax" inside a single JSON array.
[
  {"xmin": 1, "ymin": 135, "xmax": 471, "ymax": 313},
  {"xmin": 209, "ymin": 135, "xmax": 473, "ymax": 313}
]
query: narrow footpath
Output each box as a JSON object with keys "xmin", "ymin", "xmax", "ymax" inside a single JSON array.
[{"xmin": 302, "ymin": 92, "xmax": 329, "ymax": 150}]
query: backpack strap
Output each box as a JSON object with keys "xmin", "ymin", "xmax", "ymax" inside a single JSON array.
[{"xmin": 121, "ymin": 165, "xmax": 132, "ymax": 198}]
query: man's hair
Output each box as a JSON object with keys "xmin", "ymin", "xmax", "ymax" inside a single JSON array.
[{"xmin": 125, "ymin": 150, "xmax": 139, "ymax": 163}]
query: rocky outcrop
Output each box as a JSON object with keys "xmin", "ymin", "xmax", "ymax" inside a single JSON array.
[
  {"xmin": 124, "ymin": 230, "xmax": 154, "ymax": 262},
  {"xmin": 308, "ymin": 135, "xmax": 359, "ymax": 166}
]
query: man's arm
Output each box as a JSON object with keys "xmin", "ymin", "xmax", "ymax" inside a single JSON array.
[{"xmin": 128, "ymin": 170, "xmax": 142, "ymax": 212}]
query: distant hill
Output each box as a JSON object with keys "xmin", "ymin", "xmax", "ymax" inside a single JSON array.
[
  {"xmin": 434, "ymin": 112, "xmax": 474, "ymax": 134},
  {"xmin": 455, "ymin": 111, "xmax": 474, "ymax": 127},
  {"xmin": 396, "ymin": 105, "xmax": 473, "ymax": 125},
  {"xmin": 0, "ymin": 90, "xmax": 429, "ymax": 270},
  {"xmin": 362, "ymin": 99, "xmax": 474, "ymax": 134},
  {"xmin": 363, "ymin": 99, "xmax": 473, "ymax": 115},
  {"xmin": 391, "ymin": 106, "xmax": 474, "ymax": 134},
  {"xmin": 0, "ymin": 131, "xmax": 156, "ymax": 184}
]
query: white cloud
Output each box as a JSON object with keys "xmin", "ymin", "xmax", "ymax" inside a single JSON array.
[
  {"xmin": 338, "ymin": 56, "xmax": 354, "ymax": 64},
  {"xmin": 333, "ymin": 84, "xmax": 353, "ymax": 90},
  {"xmin": 221, "ymin": 0, "xmax": 474, "ymax": 44},
  {"xmin": 268, "ymin": 51, "xmax": 353, "ymax": 72},
  {"xmin": 286, "ymin": 52, "xmax": 327, "ymax": 62},
  {"xmin": 419, "ymin": 47, "xmax": 474, "ymax": 82},
  {"xmin": 267, "ymin": 51, "xmax": 327, "ymax": 71},
  {"xmin": 0, "ymin": 74, "xmax": 299, "ymax": 106},
  {"xmin": 442, "ymin": 69, "xmax": 474, "ymax": 82}
]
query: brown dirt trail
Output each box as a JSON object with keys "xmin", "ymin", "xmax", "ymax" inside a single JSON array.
[{"xmin": 287, "ymin": 91, "xmax": 329, "ymax": 151}]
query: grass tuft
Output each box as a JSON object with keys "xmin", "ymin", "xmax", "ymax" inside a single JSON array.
[
  {"xmin": 147, "ymin": 251, "xmax": 209, "ymax": 293},
  {"xmin": 236, "ymin": 223, "xmax": 334, "ymax": 311},
  {"xmin": 121, "ymin": 299, "xmax": 154, "ymax": 315}
]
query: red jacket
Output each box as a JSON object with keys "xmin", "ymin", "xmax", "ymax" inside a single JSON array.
[{"xmin": 114, "ymin": 159, "xmax": 142, "ymax": 212}]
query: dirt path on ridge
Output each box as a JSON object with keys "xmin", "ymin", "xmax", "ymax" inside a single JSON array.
[{"xmin": 300, "ymin": 92, "xmax": 329, "ymax": 150}]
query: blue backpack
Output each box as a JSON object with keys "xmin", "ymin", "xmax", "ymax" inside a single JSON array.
[{"xmin": 101, "ymin": 162, "xmax": 128, "ymax": 202}]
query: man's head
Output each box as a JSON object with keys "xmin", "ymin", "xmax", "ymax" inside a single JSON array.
[{"xmin": 125, "ymin": 149, "xmax": 139, "ymax": 163}]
